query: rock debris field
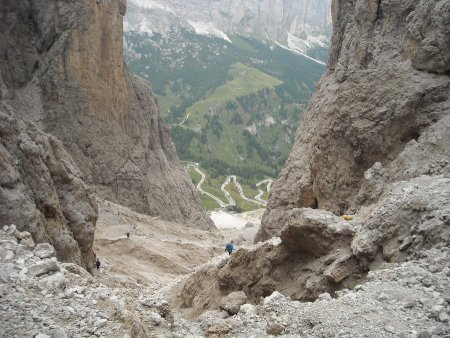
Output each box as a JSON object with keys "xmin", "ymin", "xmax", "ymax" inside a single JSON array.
[{"xmin": 1, "ymin": 201, "xmax": 449, "ymax": 338}]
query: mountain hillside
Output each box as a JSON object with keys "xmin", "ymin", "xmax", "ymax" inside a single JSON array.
[{"xmin": 124, "ymin": 1, "xmax": 326, "ymax": 210}]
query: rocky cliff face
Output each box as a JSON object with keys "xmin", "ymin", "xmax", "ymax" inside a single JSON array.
[
  {"xmin": 258, "ymin": 0, "xmax": 450, "ymax": 241},
  {"xmin": 0, "ymin": 83, "xmax": 97, "ymax": 271},
  {"xmin": 0, "ymin": 0, "xmax": 213, "ymax": 230}
]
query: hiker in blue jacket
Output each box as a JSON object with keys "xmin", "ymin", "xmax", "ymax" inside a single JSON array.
[{"xmin": 225, "ymin": 240, "xmax": 235, "ymax": 255}]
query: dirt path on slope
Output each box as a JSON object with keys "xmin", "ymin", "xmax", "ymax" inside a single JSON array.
[{"xmin": 93, "ymin": 200, "xmax": 261, "ymax": 286}]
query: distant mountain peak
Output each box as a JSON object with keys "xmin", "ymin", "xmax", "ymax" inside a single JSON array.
[{"xmin": 126, "ymin": 0, "xmax": 332, "ymax": 62}]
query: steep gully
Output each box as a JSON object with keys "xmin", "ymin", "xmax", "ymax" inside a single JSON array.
[{"xmin": 184, "ymin": 163, "xmax": 271, "ymax": 208}]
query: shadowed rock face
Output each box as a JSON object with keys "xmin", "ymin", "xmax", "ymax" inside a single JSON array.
[
  {"xmin": 257, "ymin": 0, "xmax": 450, "ymax": 242},
  {"xmin": 0, "ymin": 95, "xmax": 98, "ymax": 271},
  {"xmin": 0, "ymin": 0, "xmax": 213, "ymax": 230}
]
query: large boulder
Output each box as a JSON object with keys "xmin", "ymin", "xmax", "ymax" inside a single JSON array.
[
  {"xmin": 219, "ymin": 291, "xmax": 248, "ymax": 315},
  {"xmin": 279, "ymin": 208, "xmax": 355, "ymax": 256}
]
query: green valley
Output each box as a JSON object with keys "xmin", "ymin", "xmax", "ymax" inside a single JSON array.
[{"xmin": 125, "ymin": 26, "xmax": 326, "ymax": 210}]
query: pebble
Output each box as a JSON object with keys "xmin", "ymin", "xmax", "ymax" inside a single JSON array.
[
  {"xmin": 35, "ymin": 334, "xmax": 50, "ymax": 338},
  {"xmin": 428, "ymin": 265, "xmax": 443, "ymax": 273},
  {"xmin": 93, "ymin": 318, "xmax": 108, "ymax": 328},
  {"xmin": 416, "ymin": 331, "xmax": 431, "ymax": 338},
  {"xmin": 377, "ymin": 293, "xmax": 389, "ymax": 301},
  {"xmin": 384, "ymin": 325, "xmax": 396, "ymax": 334},
  {"xmin": 438, "ymin": 312, "xmax": 449, "ymax": 323},
  {"xmin": 421, "ymin": 278, "xmax": 433, "ymax": 287}
]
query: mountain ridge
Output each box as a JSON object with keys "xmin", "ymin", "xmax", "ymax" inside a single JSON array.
[{"xmin": 126, "ymin": 0, "xmax": 332, "ymax": 64}]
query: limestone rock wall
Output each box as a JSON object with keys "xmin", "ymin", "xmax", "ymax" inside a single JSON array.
[
  {"xmin": 257, "ymin": 0, "xmax": 450, "ymax": 241},
  {"xmin": 0, "ymin": 93, "xmax": 97, "ymax": 271},
  {"xmin": 0, "ymin": 0, "xmax": 213, "ymax": 229}
]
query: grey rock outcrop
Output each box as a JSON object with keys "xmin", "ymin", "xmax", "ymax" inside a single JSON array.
[
  {"xmin": 258, "ymin": 0, "xmax": 450, "ymax": 241},
  {"xmin": 219, "ymin": 291, "xmax": 247, "ymax": 315},
  {"xmin": 0, "ymin": 102, "xmax": 97, "ymax": 270},
  {"xmin": 0, "ymin": 0, "xmax": 213, "ymax": 229}
]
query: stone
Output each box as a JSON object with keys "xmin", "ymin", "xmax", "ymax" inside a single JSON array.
[
  {"xmin": 428, "ymin": 265, "xmax": 443, "ymax": 273},
  {"xmin": 18, "ymin": 232, "xmax": 35, "ymax": 249},
  {"xmin": 149, "ymin": 312, "xmax": 162, "ymax": 326},
  {"xmin": 377, "ymin": 293, "xmax": 389, "ymax": 302},
  {"xmin": 323, "ymin": 253, "xmax": 356, "ymax": 283},
  {"xmin": 239, "ymin": 304, "xmax": 257, "ymax": 315},
  {"xmin": 206, "ymin": 320, "xmax": 231, "ymax": 336},
  {"xmin": 0, "ymin": 263, "xmax": 14, "ymax": 282},
  {"xmin": 141, "ymin": 298, "xmax": 171, "ymax": 319},
  {"xmin": 417, "ymin": 331, "xmax": 432, "ymax": 338},
  {"xmin": 219, "ymin": 291, "xmax": 247, "ymax": 315},
  {"xmin": 354, "ymin": 285, "xmax": 364, "ymax": 291},
  {"xmin": 266, "ymin": 321, "xmax": 285, "ymax": 336},
  {"xmin": 245, "ymin": 222, "xmax": 255, "ymax": 228},
  {"xmin": 51, "ymin": 327, "xmax": 67, "ymax": 338},
  {"xmin": 35, "ymin": 334, "xmax": 50, "ymax": 338},
  {"xmin": 93, "ymin": 318, "xmax": 108, "ymax": 328},
  {"xmin": 438, "ymin": 312, "xmax": 449, "ymax": 323},
  {"xmin": 28, "ymin": 258, "xmax": 59, "ymax": 277},
  {"xmin": 1, "ymin": 250, "xmax": 14, "ymax": 261},
  {"xmin": 422, "ymin": 278, "xmax": 433, "ymax": 287},
  {"xmin": 0, "ymin": 107, "xmax": 97, "ymax": 270},
  {"xmin": 279, "ymin": 208, "xmax": 353, "ymax": 256},
  {"xmin": 318, "ymin": 292, "xmax": 332, "ymax": 301},
  {"xmin": 384, "ymin": 325, "xmax": 396, "ymax": 334},
  {"xmin": 33, "ymin": 243, "xmax": 56, "ymax": 259},
  {"xmin": 431, "ymin": 305, "xmax": 445, "ymax": 317},
  {"xmin": 61, "ymin": 263, "xmax": 92, "ymax": 279},
  {"xmin": 40, "ymin": 272, "xmax": 66, "ymax": 290},
  {"xmin": 263, "ymin": 291, "xmax": 286, "ymax": 305}
]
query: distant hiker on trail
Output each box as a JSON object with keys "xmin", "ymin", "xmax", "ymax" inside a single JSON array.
[
  {"xmin": 126, "ymin": 231, "xmax": 130, "ymax": 238},
  {"xmin": 96, "ymin": 258, "xmax": 101, "ymax": 270},
  {"xmin": 225, "ymin": 240, "xmax": 235, "ymax": 255}
]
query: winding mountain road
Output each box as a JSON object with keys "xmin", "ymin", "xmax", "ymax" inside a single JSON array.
[
  {"xmin": 178, "ymin": 113, "xmax": 191, "ymax": 126},
  {"xmin": 184, "ymin": 163, "xmax": 230, "ymax": 207},
  {"xmin": 255, "ymin": 179, "xmax": 273, "ymax": 205},
  {"xmin": 185, "ymin": 163, "xmax": 271, "ymax": 208}
]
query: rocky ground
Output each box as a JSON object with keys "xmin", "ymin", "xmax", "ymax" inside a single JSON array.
[{"xmin": 1, "ymin": 200, "xmax": 449, "ymax": 337}]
